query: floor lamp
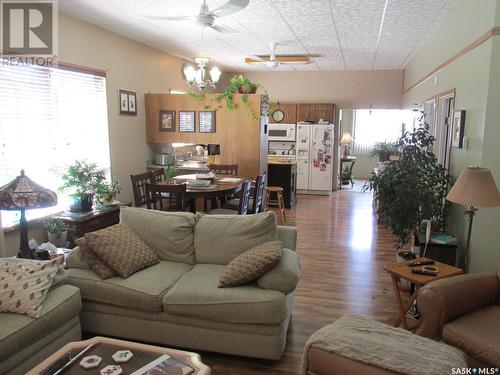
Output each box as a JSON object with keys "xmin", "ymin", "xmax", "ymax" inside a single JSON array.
[
  {"xmin": 0, "ymin": 170, "xmax": 57, "ymax": 259},
  {"xmin": 446, "ymin": 167, "xmax": 500, "ymax": 272}
]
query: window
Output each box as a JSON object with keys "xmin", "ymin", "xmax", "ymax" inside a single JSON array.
[
  {"xmin": 352, "ymin": 109, "xmax": 417, "ymax": 155},
  {"xmin": 0, "ymin": 64, "xmax": 110, "ymax": 228}
]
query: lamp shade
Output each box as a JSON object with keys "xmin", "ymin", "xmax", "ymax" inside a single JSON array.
[
  {"xmin": 340, "ymin": 132, "xmax": 353, "ymax": 144},
  {"xmin": 446, "ymin": 167, "xmax": 500, "ymax": 208},
  {"xmin": 0, "ymin": 170, "xmax": 57, "ymax": 210}
]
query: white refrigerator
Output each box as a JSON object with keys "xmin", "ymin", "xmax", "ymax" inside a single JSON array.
[{"xmin": 296, "ymin": 123, "xmax": 334, "ymax": 194}]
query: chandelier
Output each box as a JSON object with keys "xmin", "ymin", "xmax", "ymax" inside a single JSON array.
[{"xmin": 183, "ymin": 57, "xmax": 221, "ymax": 91}]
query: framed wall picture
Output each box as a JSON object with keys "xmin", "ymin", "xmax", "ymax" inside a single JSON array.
[
  {"xmin": 452, "ymin": 110, "xmax": 466, "ymax": 148},
  {"xmin": 119, "ymin": 89, "xmax": 137, "ymax": 115},
  {"xmin": 159, "ymin": 110, "xmax": 176, "ymax": 132},
  {"xmin": 179, "ymin": 111, "xmax": 196, "ymax": 132},
  {"xmin": 199, "ymin": 111, "xmax": 216, "ymax": 133}
]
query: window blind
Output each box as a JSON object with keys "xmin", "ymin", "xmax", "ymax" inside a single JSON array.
[{"xmin": 0, "ymin": 64, "xmax": 110, "ymax": 227}]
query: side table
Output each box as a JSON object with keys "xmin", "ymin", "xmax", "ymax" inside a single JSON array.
[
  {"xmin": 384, "ymin": 257, "xmax": 463, "ymax": 329},
  {"xmin": 53, "ymin": 202, "xmax": 131, "ymax": 246},
  {"xmin": 339, "ymin": 156, "xmax": 357, "ymax": 189}
]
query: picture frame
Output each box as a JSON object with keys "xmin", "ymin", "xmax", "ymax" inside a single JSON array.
[
  {"xmin": 452, "ymin": 110, "xmax": 465, "ymax": 148},
  {"xmin": 179, "ymin": 111, "xmax": 196, "ymax": 132},
  {"xmin": 119, "ymin": 89, "xmax": 137, "ymax": 115},
  {"xmin": 159, "ymin": 110, "xmax": 176, "ymax": 132},
  {"xmin": 199, "ymin": 111, "xmax": 216, "ymax": 133}
]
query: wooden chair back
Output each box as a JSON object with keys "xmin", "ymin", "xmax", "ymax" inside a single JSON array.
[
  {"xmin": 146, "ymin": 183, "xmax": 186, "ymax": 212},
  {"xmin": 151, "ymin": 168, "xmax": 166, "ymax": 184},
  {"xmin": 238, "ymin": 180, "xmax": 253, "ymax": 215},
  {"xmin": 208, "ymin": 164, "xmax": 238, "ymax": 176},
  {"xmin": 252, "ymin": 173, "xmax": 267, "ymax": 214},
  {"xmin": 130, "ymin": 172, "xmax": 152, "ymax": 207}
]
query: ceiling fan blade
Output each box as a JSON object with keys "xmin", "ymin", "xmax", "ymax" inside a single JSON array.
[
  {"xmin": 210, "ymin": 24, "xmax": 238, "ymax": 33},
  {"xmin": 245, "ymin": 56, "xmax": 269, "ymax": 65},
  {"xmin": 276, "ymin": 56, "xmax": 312, "ymax": 64},
  {"xmin": 147, "ymin": 15, "xmax": 193, "ymax": 21},
  {"xmin": 209, "ymin": 0, "xmax": 249, "ymax": 18}
]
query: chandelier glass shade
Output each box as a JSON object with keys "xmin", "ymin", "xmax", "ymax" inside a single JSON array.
[{"xmin": 184, "ymin": 57, "xmax": 221, "ymax": 91}]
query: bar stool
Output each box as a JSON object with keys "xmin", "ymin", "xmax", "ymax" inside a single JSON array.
[{"xmin": 264, "ymin": 186, "xmax": 286, "ymax": 224}]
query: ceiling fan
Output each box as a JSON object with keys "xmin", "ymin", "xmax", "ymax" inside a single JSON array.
[
  {"xmin": 245, "ymin": 42, "xmax": 313, "ymax": 68},
  {"xmin": 148, "ymin": 0, "xmax": 249, "ymax": 33}
]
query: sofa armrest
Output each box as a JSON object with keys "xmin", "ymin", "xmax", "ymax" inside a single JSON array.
[
  {"xmin": 277, "ymin": 225, "xmax": 297, "ymax": 251},
  {"xmin": 257, "ymin": 248, "xmax": 300, "ymax": 294},
  {"xmin": 416, "ymin": 272, "xmax": 499, "ymax": 339},
  {"xmin": 66, "ymin": 246, "xmax": 90, "ymax": 270}
]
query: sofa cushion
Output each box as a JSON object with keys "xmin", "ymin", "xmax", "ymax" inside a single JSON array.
[
  {"xmin": 77, "ymin": 238, "xmax": 116, "ymax": 279},
  {"xmin": 0, "ymin": 258, "xmax": 62, "ymax": 317},
  {"xmin": 120, "ymin": 207, "xmax": 196, "ymax": 264},
  {"xmin": 257, "ymin": 248, "xmax": 301, "ymax": 294},
  {"xmin": 219, "ymin": 241, "xmax": 283, "ymax": 287},
  {"xmin": 163, "ymin": 264, "xmax": 288, "ymax": 324},
  {"xmin": 66, "ymin": 261, "xmax": 192, "ymax": 313},
  {"xmin": 195, "ymin": 211, "xmax": 278, "ymax": 265},
  {"xmin": 443, "ymin": 305, "xmax": 500, "ymax": 366},
  {"xmin": 0, "ymin": 284, "xmax": 81, "ymax": 363}
]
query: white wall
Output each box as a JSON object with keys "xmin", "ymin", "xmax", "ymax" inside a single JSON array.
[{"xmin": 403, "ymin": 0, "xmax": 500, "ymax": 272}]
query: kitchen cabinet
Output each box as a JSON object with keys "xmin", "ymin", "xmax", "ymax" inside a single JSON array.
[
  {"xmin": 297, "ymin": 104, "xmax": 335, "ymax": 123},
  {"xmin": 268, "ymin": 162, "xmax": 297, "ymax": 208},
  {"xmin": 269, "ymin": 103, "xmax": 297, "ymax": 123}
]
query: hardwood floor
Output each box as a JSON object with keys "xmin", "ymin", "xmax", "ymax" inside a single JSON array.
[{"xmin": 202, "ymin": 189, "xmax": 401, "ymax": 375}]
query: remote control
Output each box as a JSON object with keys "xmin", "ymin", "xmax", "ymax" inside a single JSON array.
[
  {"xmin": 407, "ymin": 260, "xmax": 435, "ymax": 267},
  {"xmin": 411, "ymin": 268, "xmax": 437, "ymax": 276}
]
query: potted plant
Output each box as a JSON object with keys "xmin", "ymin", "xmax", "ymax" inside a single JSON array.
[
  {"xmin": 95, "ymin": 176, "xmax": 121, "ymax": 205},
  {"xmin": 56, "ymin": 160, "xmax": 107, "ymax": 212},
  {"xmin": 363, "ymin": 113, "xmax": 451, "ymax": 248},
  {"xmin": 369, "ymin": 141, "xmax": 400, "ymax": 162},
  {"xmin": 221, "ymin": 75, "xmax": 261, "ymax": 110},
  {"xmin": 42, "ymin": 218, "xmax": 68, "ymax": 247}
]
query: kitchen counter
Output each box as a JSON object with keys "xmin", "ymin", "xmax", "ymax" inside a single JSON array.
[{"xmin": 268, "ymin": 157, "xmax": 298, "ymax": 165}]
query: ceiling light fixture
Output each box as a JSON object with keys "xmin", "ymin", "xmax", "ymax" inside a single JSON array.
[{"xmin": 183, "ymin": 57, "xmax": 221, "ymax": 91}]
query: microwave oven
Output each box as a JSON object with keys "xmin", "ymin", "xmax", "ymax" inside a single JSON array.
[{"xmin": 268, "ymin": 124, "xmax": 296, "ymax": 141}]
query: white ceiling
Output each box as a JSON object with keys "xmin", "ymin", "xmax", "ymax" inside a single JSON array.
[{"xmin": 60, "ymin": 0, "xmax": 457, "ymax": 71}]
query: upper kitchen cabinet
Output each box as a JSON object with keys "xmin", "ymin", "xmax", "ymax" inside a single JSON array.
[
  {"xmin": 269, "ymin": 103, "xmax": 297, "ymax": 124},
  {"xmin": 297, "ymin": 103, "xmax": 335, "ymax": 123}
]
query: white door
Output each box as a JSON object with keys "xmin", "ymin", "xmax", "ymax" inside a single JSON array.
[
  {"xmin": 296, "ymin": 159, "xmax": 309, "ymax": 190},
  {"xmin": 296, "ymin": 124, "xmax": 310, "ymax": 190},
  {"xmin": 309, "ymin": 125, "xmax": 333, "ymax": 191}
]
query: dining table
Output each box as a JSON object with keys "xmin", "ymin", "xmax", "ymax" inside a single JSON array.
[{"xmin": 167, "ymin": 174, "xmax": 244, "ymax": 213}]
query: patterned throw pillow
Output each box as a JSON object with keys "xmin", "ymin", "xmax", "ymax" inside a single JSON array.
[
  {"xmin": 77, "ymin": 238, "xmax": 116, "ymax": 279},
  {"xmin": 219, "ymin": 241, "xmax": 283, "ymax": 288},
  {"xmin": 85, "ymin": 224, "xmax": 160, "ymax": 278},
  {"xmin": 0, "ymin": 258, "xmax": 62, "ymax": 317}
]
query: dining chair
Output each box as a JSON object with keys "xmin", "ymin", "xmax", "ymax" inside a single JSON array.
[
  {"xmin": 150, "ymin": 168, "xmax": 166, "ymax": 184},
  {"xmin": 145, "ymin": 183, "xmax": 186, "ymax": 212},
  {"xmin": 222, "ymin": 173, "xmax": 267, "ymax": 214},
  {"xmin": 130, "ymin": 172, "xmax": 152, "ymax": 207},
  {"xmin": 210, "ymin": 180, "xmax": 252, "ymax": 215},
  {"xmin": 208, "ymin": 164, "xmax": 238, "ymax": 176}
]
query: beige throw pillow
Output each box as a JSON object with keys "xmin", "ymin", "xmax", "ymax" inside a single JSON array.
[
  {"xmin": 85, "ymin": 224, "xmax": 159, "ymax": 278},
  {"xmin": 0, "ymin": 258, "xmax": 62, "ymax": 317},
  {"xmin": 219, "ymin": 241, "xmax": 283, "ymax": 288},
  {"xmin": 77, "ymin": 238, "xmax": 116, "ymax": 279}
]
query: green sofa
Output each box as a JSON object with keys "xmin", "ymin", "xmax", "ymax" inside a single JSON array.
[
  {"xmin": 0, "ymin": 279, "xmax": 82, "ymax": 375},
  {"xmin": 65, "ymin": 208, "xmax": 300, "ymax": 360}
]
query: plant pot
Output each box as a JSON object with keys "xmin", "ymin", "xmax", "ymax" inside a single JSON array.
[
  {"xmin": 69, "ymin": 193, "xmax": 94, "ymax": 213},
  {"xmin": 238, "ymin": 85, "xmax": 257, "ymax": 94},
  {"xmin": 379, "ymin": 152, "xmax": 389, "ymax": 162},
  {"xmin": 47, "ymin": 231, "xmax": 67, "ymax": 247}
]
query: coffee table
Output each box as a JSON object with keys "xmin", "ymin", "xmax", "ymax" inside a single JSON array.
[
  {"xmin": 384, "ymin": 257, "xmax": 463, "ymax": 329},
  {"xmin": 27, "ymin": 336, "xmax": 211, "ymax": 375}
]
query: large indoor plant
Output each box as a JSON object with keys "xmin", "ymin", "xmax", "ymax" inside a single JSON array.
[
  {"xmin": 56, "ymin": 160, "xmax": 107, "ymax": 212},
  {"xmin": 363, "ymin": 114, "xmax": 451, "ymax": 248},
  {"xmin": 369, "ymin": 141, "xmax": 400, "ymax": 162}
]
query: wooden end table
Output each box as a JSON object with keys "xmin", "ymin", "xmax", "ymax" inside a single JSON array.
[
  {"xmin": 384, "ymin": 257, "xmax": 463, "ymax": 329},
  {"xmin": 28, "ymin": 336, "xmax": 211, "ymax": 375}
]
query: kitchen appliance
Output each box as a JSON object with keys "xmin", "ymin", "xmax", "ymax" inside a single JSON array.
[
  {"xmin": 268, "ymin": 124, "xmax": 296, "ymax": 141},
  {"xmin": 296, "ymin": 122, "xmax": 334, "ymax": 194},
  {"xmin": 155, "ymin": 153, "xmax": 174, "ymax": 166}
]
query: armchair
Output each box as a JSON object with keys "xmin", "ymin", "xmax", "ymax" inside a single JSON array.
[{"xmin": 416, "ymin": 263, "xmax": 500, "ymax": 367}]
